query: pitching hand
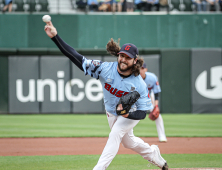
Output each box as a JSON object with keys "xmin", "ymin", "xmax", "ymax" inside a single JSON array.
[{"xmin": 44, "ymin": 21, "xmax": 57, "ymax": 38}]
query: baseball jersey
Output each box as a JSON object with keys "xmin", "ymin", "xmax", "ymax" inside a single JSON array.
[
  {"xmin": 82, "ymin": 58, "xmax": 153, "ymax": 116},
  {"xmin": 143, "ymin": 72, "xmax": 161, "ymax": 94}
]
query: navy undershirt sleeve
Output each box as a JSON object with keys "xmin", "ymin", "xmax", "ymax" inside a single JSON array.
[
  {"xmin": 154, "ymin": 93, "xmax": 159, "ymax": 100},
  {"xmin": 127, "ymin": 110, "xmax": 149, "ymax": 120},
  {"xmin": 51, "ymin": 34, "xmax": 84, "ymax": 71}
]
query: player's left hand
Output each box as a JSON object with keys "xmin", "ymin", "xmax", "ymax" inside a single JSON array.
[
  {"xmin": 116, "ymin": 91, "xmax": 140, "ymax": 116},
  {"xmin": 148, "ymin": 105, "xmax": 160, "ymax": 121},
  {"xmin": 116, "ymin": 104, "xmax": 128, "ymax": 117}
]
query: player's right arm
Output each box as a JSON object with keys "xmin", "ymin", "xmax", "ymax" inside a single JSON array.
[
  {"xmin": 44, "ymin": 21, "xmax": 107, "ymax": 80},
  {"xmin": 44, "ymin": 21, "xmax": 84, "ymax": 71}
]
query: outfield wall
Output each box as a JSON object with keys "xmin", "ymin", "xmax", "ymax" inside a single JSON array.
[
  {"xmin": 0, "ymin": 49, "xmax": 221, "ymax": 114},
  {"xmin": 0, "ymin": 14, "xmax": 222, "ymax": 49}
]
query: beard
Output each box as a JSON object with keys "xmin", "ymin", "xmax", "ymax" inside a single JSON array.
[{"xmin": 118, "ymin": 62, "xmax": 134, "ymax": 72}]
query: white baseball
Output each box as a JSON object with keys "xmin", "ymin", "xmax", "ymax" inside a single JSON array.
[{"xmin": 42, "ymin": 15, "xmax": 51, "ymax": 23}]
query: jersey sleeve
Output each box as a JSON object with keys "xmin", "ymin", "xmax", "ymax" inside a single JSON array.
[
  {"xmin": 82, "ymin": 57, "xmax": 105, "ymax": 79},
  {"xmin": 152, "ymin": 75, "xmax": 161, "ymax": 94},
  {"xmin": 136, "ymin": 81, "xmax": 153, "ymax": 111}
]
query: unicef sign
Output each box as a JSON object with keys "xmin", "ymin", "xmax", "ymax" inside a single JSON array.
[
  {"xmin": 8, "ymin": 56, "xmax": 104, "ymax": 113},
  {"xmin": 16, "ymin": 71, "xmax": 103, "ymax": 103}
]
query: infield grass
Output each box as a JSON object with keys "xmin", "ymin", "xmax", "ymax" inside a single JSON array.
[
  {"xmin": 0, "ymin": 154, "xmax": 222, "ymax": 170},
  {"xmin": 0, "ymin": 114, "xmax": 222, "ymax": 137}
]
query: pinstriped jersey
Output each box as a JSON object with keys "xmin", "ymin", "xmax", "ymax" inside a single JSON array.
[
  {"xmin": 82, "ymin": 57, "xmax": 153, "ymax": 116},
  {"xmin": 144, "ymin": 72, "xmax": 161, "ymax": 94}
]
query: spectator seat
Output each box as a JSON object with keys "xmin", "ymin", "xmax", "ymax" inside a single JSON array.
[
  {"xmin": 12, "ymin": 0, "xmax": 24, "ymax": 11},
  {"xmin": 183, "ymin": 0, "xmax": 192, "ymax": 11}
]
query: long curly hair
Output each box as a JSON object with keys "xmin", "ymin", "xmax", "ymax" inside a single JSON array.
[{"xmin": 106, "ymin": 38, "xmax": 144, "ymax": 76}]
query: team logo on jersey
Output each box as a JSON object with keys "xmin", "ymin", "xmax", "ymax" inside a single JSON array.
[
  {"xmin": 106, "ymin": 78, "xmax": 114, "ymax": 84},
  {"xmin": 130, "ymin": 87, "xmax": 135, "ymax": 92},
  {"xmin": 104, "ymin": 83, "xmax": 129, "ymax": 98},
  {"xmin": 92, "ymin": 60, "xmax": 101, "ymax": 66}
]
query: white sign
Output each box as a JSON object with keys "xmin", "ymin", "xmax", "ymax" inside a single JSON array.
[
  {"xmin": 195, "ymin": 66, "xmax": 222, "ymax": 99},
  {"xmin": 16, "ymin": 71, "xmax": 103, "ymax": 102}
]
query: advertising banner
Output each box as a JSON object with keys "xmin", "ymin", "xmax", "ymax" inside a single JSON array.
[
  {"xmin": 9, "ymin": 56, "xmax": 39, "ymax": 113},
  {"xmin": 39, "ymin": 56, "xmax": 71, "ymax": 113},
  {"xmin": 7, "ymin": 53, "xmax": 195, "ymax": 114},
  {"xmin": 191, "ymin": 49, "xmax": 222, "ymax": 113}
]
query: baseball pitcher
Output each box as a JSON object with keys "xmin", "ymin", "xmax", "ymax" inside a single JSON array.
[{"xmin": 44, "ymin": 21, "xmax": 168, "ymax": 170}]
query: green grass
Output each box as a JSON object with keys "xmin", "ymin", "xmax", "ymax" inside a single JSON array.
[
  {"xmin": 0, "ymin": 154, "xmax": 221, "ymax": 170},
  {"xmin": 0, "ymin": 114, "xmax": 222, "ymax": 169},
  {"xmin": 0, "ymin": 114, "xmax": 222, "ymax": 137}
]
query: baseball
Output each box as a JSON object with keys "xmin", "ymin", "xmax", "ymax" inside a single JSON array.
[{"xmin": 42, "ymin": 15, "xmax": 51, "ymax": 23}]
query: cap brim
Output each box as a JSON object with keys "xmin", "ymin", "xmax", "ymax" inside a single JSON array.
[{"xmin": 118, "ymin": 51, "xmax": 135, "ymax": 58}]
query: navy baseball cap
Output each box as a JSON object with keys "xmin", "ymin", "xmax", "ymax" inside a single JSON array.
[
  {"xmin": 118, "ymin": 43, "xmax": 139, "ymax": 59},
  {"xmin": 142, "ymin": 63, "xmax": 147, "ymax": 68}
]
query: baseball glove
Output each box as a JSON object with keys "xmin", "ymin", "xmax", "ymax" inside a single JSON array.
[
  {"xmin": 116, "ymin": 91, "xmax": 140, "ymax": 115},
  {"xmin": 149, "ymin": 105, "xmax": 160, "ymax": 121}
]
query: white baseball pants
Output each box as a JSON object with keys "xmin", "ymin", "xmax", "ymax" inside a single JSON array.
[
  {"xmin": 150, "ymin": 92, "xmax": 167, "ymax": 141},
  {"xmin": 93, "ymin": 111, "xmax": 155, "ymax": 170},
  {"xmin": 155, "ymin": 114, "xmax": 167, "ymax": 141}
]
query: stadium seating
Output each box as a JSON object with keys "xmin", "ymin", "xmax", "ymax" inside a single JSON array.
[
  {"xmin": 71, "ymin": 0, "xmax": 87, "ymax": 11},
  {"xmin": 36, "ymin": 0, "xmax": 49, "ymax": 12},
  {"xmin": 159, "ymin": 0, "xmax": 169, "ymax": 11},
  {"xmin": 168, "ymin": 0, "xmax": 192, "ymax": 11},
  {"xmin": 29, "ymin": 0, "xmax": 36, "ymax": 12},
  {"xmin": 23, "ymin": 0, "xmax": 30, "ymax": 12},
  {"xmin": 0, "ymin": 0, "xmax": 5, "ymax": 11},
  {"xmin": 169, "ymin": 0, "xmax": 180, "ymax": 11},
  {"xmin": 11, "ymin": 0, "xmax": 49, "ymax": 12},
  {"xmin": 12, "ymin": 0, "xmax": 24, "ymax": 12},
  {"xmin": 183, "ymin": 0, "xmax": 193, "ymax": 11}
]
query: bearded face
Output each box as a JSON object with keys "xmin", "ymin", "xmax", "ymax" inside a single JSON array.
[{"xmin": 117, "ymin": 54, "xmax": 135, "ymax": 73}]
